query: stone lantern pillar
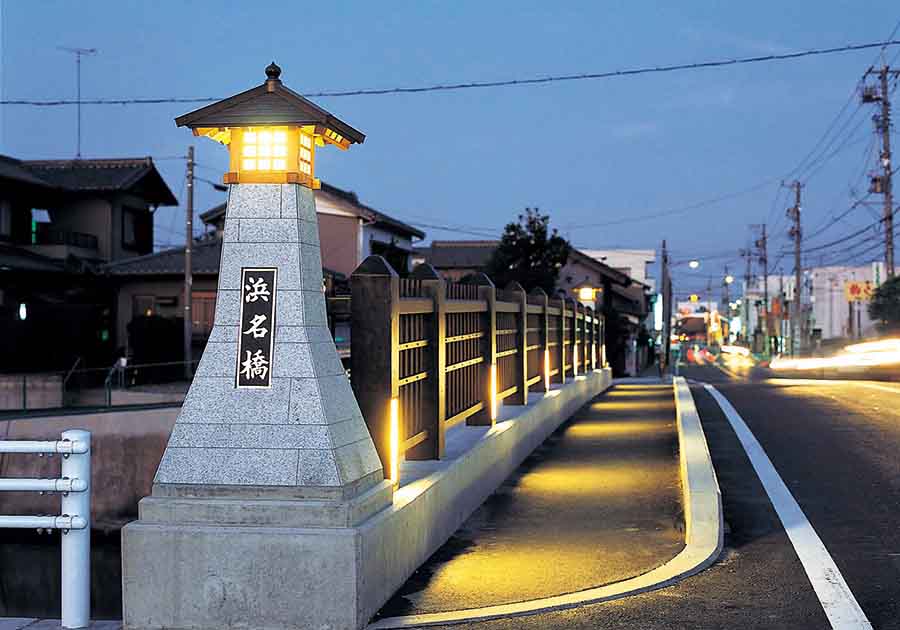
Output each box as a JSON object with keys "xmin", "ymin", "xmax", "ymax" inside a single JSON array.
[{"xmin": 122, "ymin": 63, "xmax": 391, "ymax": 630}]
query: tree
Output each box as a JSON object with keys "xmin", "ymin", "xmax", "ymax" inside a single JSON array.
[
  {"xmin": 868, "ymin": 275, "xmax": 900, "ymax": 331},
  {"xmin": 485, "ymin": 208, "xmax": 571, "ymax": 295}
]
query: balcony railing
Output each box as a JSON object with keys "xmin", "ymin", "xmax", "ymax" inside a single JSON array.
[{"xmin": 31, "ymin": 225, "xmax": 99, "ymax": 250}]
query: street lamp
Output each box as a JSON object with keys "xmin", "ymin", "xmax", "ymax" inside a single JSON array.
[
  {"xmin": 725, "ymin": 274, "xmax": 734, "ymax": 284},
  {"xmin": 176, "ymin": 62, "xmax": 365, "ymax": 187},
  {"xmin": 688, "ymin": 260, "xmax": 700, "ymax": 269}
]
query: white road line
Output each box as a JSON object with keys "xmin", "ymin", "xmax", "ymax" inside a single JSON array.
[
  {"xmin": 703, "ymin": 384, "xmax": 873, "ymax": 630},
  {"xmin": 766, "ymin": 377, "xmax": 900, "ymax": 396}
]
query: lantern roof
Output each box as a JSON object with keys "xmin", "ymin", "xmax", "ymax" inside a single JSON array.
[{"xmin": 175, "ymin": 62, "xmax": 365, "ymax": 145}]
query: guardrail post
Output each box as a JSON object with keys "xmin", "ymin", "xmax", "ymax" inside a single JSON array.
[
  {"xmin": 0, "ymin": 430, "xmax": 92, "ymax": 628},
  {"xmin": 465, "ymin": 273, "xmax": 496, "ymax": 426},
  {"xmin": 61, "ymin": 429, "xmax": 91, "ymax": 629},
  {"xmin": 350, "ymin": 255, "xmax": 400, "ymax": 476},
  {"xmin": 529, "ymin": 288, "xmax": 549, "ymax": 392},
  {"xmin": 410, "ymin": 263, "xmax": 445, "ymax": 459},
  {"xmin": 506, "ymin": 282, "xmax": 528, "ymax": 405}
]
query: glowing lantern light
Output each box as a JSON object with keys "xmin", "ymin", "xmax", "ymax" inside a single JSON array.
[
  {"xmin": 388, "ymin": 398, "xmax": 400, "ymax": 486},
  {"xmin": 544, "ymin": 349, "xmax": 551, "ymax": 391},
  {"xmin": 490, "ymin": 363, "xmax": 497, "ymax": 422},
  {"xmin": 175, "ymin": 62, "xmax": 365, "ymax": 188}
]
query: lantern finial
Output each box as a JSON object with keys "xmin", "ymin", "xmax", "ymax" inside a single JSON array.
[{"xmin": 265, "ymin": 61, "xmax": 282, "ymax": 82}]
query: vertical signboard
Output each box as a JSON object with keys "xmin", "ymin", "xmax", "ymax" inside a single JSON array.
[{"xmin": 236, "ymin": 267, "xmax": 277, "ymax": 388}]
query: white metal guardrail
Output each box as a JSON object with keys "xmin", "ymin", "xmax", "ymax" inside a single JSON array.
[{"xmin": 0, "ymin": 429, "xmax": 91, "ymax": 629}]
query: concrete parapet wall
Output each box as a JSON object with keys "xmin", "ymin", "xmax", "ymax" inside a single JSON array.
[
  {"xmin": 0, "ymin": 407, "xmax": 177, "ymax": 527},
  {"xmin": 0, "ymin": 374, "xmax": 63, "ymax": 410},
  {"xmin": 122, "ymin": 369, "xmax": 611, "ymax": 630}
]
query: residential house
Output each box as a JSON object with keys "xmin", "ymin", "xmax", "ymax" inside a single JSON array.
[{"xmin": 0, "ymin": 155, "xmax": 177, "ymax": 372}]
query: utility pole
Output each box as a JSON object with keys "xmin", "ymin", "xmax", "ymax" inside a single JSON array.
[
  {"xmin": 778, "ymin": 272, "xmax": 785, "ymax": 354},
  {"xmin": 58, "ymin": 46, "xmax": 97, "ymax": 158},
  {"xmin": 184, "ymin": 146, "xmax": 195, "ymax": 380},
  {"xmin": 722, "ymin": 264, "xmax": 731, "ymax": 311},
  {"xmin": 740, "ymin": 247, "xmax": 753, "ymax": 344},
  {"xmin": 787, "ymin": 181, "xmax": 803, "ymax": 356},
  {"xmin": 661, "ymin": 240, "xmax": 672, "ymax": 372},
  {"xmin": 862, "ymin": 65, "xmax": 899, "ymax": 277},
  {"xmin": 753, "ymin": 224, "xmax": 768, "ymax": 354}
]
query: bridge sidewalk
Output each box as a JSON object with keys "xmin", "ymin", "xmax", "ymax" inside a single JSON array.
[{"xmin": 373, "ymin": 379, "xmax": 684, "ymax": 620}]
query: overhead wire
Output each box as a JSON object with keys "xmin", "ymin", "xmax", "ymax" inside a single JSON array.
[{"xmin": 3, "ymin": 38, "xmax": 900, "ymax": 106}]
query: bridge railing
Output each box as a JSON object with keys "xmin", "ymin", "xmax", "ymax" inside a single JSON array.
[
  {"xmin": 0, "ymin": 429, "xmax": 92, "ymax": 629},
  {"xmin": 350, "ymin": 256, "xmax": 603, "ymax": 478}
]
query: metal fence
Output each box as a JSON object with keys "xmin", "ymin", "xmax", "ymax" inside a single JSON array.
[
  {"xmin": 350, "ymin": 257, "xmax": 604, "ymax": 477},
  {"xmin": 1, "ymin": 360, "xmax": 198, "ymax": 413},
  {"xmin": 0, "ymin": 430, "xmax": 92, "ymax": 629}
]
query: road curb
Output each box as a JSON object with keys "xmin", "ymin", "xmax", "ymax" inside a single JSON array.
[{"xmin": 367, "ymin": 377, "xmax": 724, "ymax": 629}]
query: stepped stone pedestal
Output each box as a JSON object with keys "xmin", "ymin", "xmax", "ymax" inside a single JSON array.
[{"xmin": 121, "ymin": 184, "xmax": 392, "ymax": 630}]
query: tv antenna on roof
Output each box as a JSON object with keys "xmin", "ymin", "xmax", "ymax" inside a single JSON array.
[{"xmin": 58, "ymin": 46, "xmax": 98, "ymax": 158}]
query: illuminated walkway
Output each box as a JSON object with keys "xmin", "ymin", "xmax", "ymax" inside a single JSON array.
[{"xmin": 375, "ymin": 381, "xmax": 683, "ymax": 617}]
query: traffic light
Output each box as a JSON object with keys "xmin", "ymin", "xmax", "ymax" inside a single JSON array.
[{"xmin": 689, "ymin": 294, "xmax": 699, "ymax": 303}]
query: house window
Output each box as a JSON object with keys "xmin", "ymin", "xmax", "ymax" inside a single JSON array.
[
  {"xmin": 30, "ymin": 208, "xmax": 51, "ymax": 244},
  {"xmin": 122, "ymin": 206, "xmax": 152, "ymax": 250}
]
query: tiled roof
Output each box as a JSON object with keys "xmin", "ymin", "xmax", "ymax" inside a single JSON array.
[
  {"xmin": 103, "ymin": 239, "xmax": 223, "ymax": 276},
  {"xmin": 317, "ymin": 182, "xmax": 425, "ymax": 239},
  {"xmin": 0, "ymin": 155, "xmax": 53, "ymax": 188},
  {"xmin": 413, "ymin": 240, "xmax": 499, "ymax": 268},
  {"xmin": 102, "ymin": 238, "xmax": 345, "ymax": 279},
  {"xmin": 20, "ymin": 157, "xmax": 178, "ymax": 206},
  {"xmin": 0, "ymin": 244, "xmax": 66, "ymax": 273}
]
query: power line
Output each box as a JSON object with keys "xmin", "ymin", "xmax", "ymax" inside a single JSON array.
[{"xmin": 3, "ymin": 39, "xmax": 900, "ymax": 106}]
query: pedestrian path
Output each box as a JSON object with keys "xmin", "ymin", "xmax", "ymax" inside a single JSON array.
[{"xmin": 374, "ymin": 381, "xmax": 684, "ymax": 619}]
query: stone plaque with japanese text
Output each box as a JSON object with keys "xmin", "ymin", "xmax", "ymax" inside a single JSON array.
[{"xmin": 236, "ymin": 267, "xmax": 277, "ymax": 388}]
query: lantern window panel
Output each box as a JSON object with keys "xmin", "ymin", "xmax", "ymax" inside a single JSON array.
[{"xmin": 240, "ymin": 128, "xmax": 290, "ymax": 171}]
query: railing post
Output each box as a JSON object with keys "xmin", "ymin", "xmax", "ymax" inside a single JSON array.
[
  {"xmin": 350, "ymin": 255, "xmax": 400, "ymax": 477},
  {"xmin": 602, "ymin": 278, "xmax": 613, "ymax": 369},
  {"xmin": 61, "ymin": 429, "xmax": 91, "ymax": 629},
  {"xmin": 409, "ymin": 263, "xmax": 445, "ymax": 459},
  {"xmin": 566, "ymin": 298, "xmax": 577, "ymax": 377},
  {"xmin": 529, "ymin": 288, "xmax": 549, "ymax": 392},
  {"xmin": 555, "ymin": 298, "xmax": 566, "ymax": 385},
  {"xmin": 505, "ymin": 282, "xmax": 528, "ymax": 405},
  {"xmin": 465, "ymin": 273, "xmax": 496, "ymax": 426},
  {"xmin": 579, "ymin": 302, "xmax": 587, "ymax": 373}
]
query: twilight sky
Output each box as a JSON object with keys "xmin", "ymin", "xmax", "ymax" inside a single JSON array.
[{"xmin": 1, "ymin": 1, "xmax": 898, "ymax": 298}]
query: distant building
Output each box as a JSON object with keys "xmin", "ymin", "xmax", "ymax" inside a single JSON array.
[
  {"xmin": 742, "ymin": 262, "xmax": 884, "ymax": 352},
  {"xmin": 580, "ymin": 248, "xmax": 656, "ymax": 292},
  {"xmin": 0, "ymin": 155, "xmax": 177, "ymax": 373}
]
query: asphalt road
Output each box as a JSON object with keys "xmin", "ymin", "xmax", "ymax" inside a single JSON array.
[{"xmin": 416, "ymin": 365, "xmax": 900, "ymax": 629}]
